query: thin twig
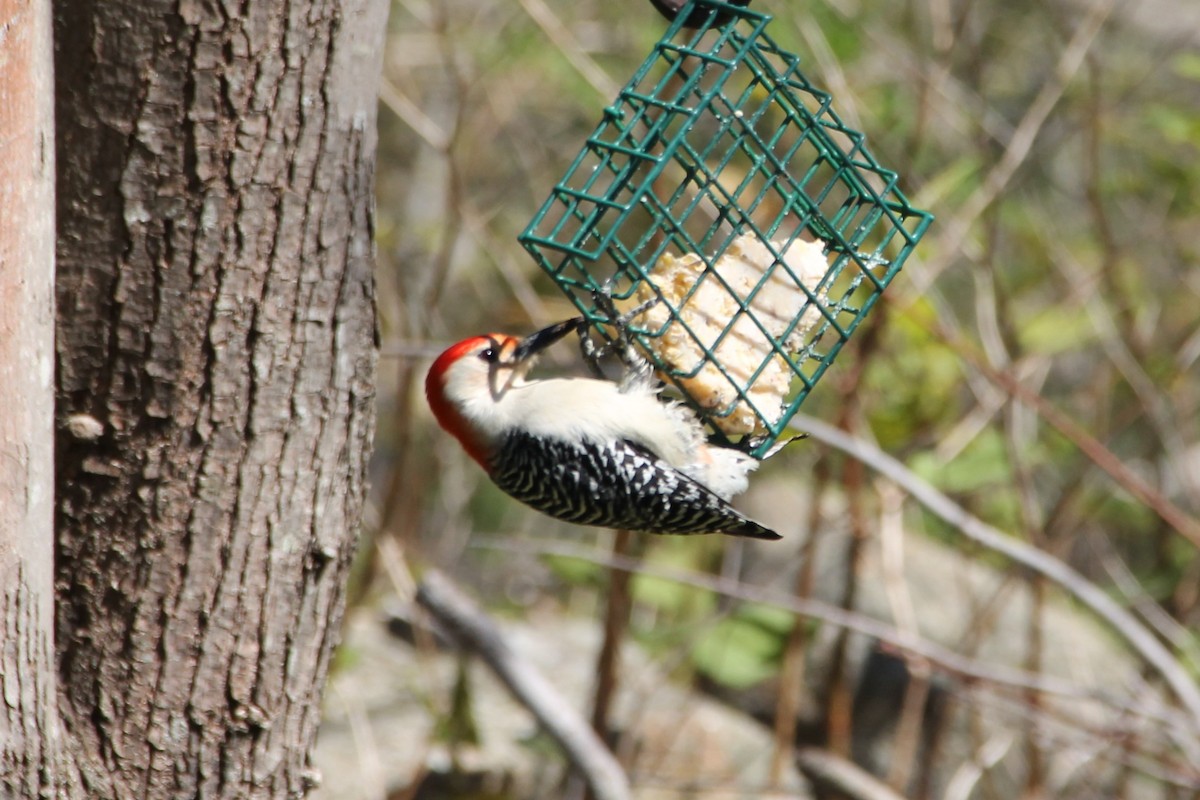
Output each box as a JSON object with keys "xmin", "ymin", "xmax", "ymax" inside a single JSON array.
[
  {"xmin": 1047, "ymin": 234, "xmax": 1199, "ymax": 510},
  {"xmin": 911, "ymin": 0, "xmax": 1116, "ymax": 293},
  {"xmin": 795, "ymin": 747, "xmax": 911, "ymax": 800},
  {"xmin": 789, "ymin": 412, "xmax": 1200, "ymax": 750},
  {"xmin": 925, "ymin": 318, "xmax": 1200, "ymax": 550},
  {"xmin": 943, "ymin": 733, "xmax": 1016, "ymax": 800},
  {"xmin": 878, "ymin": 481, "xmax": 931, "ymax": 793},
  {"xmin": 379, "ymin": 3, "xmax": 473, "ymax": 550},
  {"xmin": 473, "ymin": 537, "xmax": 1189, "ymax": 736},
  {"xmin": 826, "ymin": 312, "xmax": 888, "ymax": 758},
  {"xmin": 516, "ymin": 0, "xmax": 618, "ymax": 99},
  {"xmin": 892, "ymin": 284, "xmax": 1200, "ymax": 553},
  {"xmin": 378, "ymin": 77, "xmax": 448, "ymax": 150},
  {"xmin": 416, "ymin": 570, "xmax": 632, "ymax": 800},
  {"xmin": 1100, "ymin": 551, "xmax": 1200, "ymax": 667},
  {"xmin": 591, "ymin": 530, "xmax": 635, "ymax": 746},
  {"xmin": 770, "ymin": 471, "xmax": 827, "ymax": 783}
]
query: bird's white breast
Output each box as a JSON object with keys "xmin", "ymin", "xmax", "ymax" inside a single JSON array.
[{"xmin": 497, "ymin": 377, "xmax": 698, "ymax": 467}]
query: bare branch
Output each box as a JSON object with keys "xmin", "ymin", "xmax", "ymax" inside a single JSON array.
[
  {"xmin": 790, "ymin": 412, "xmax": 1200, "ymax": 751},
  {"xmin": 416, "ymin": 570, "xmax": 632, "ymax": 800},
  {"xmin": 911, "ymin": 0, "xmax": 1117, "ymax": 293},
  {"xmin": 475, "ymin": 536, "xmax": 1189, "ymax": 741},
  {"xmin": 591, "ymin": 530, "xmax": 636, "ymax": 746},
  {"xmin": 517, "ymin": 0, "xmax": 618, "ymax": 99},
  {"xmin": 892, "ymin": 297, "xmax": 1200, "ymax": 552},
  {"xmin": 795, "ymin": 747, "xmax": 911, "ymax": 800}
]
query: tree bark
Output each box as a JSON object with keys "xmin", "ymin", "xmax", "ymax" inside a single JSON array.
[
  {"xmin": 0, "ymin": 0, "xmax": 62, "ymax": 795},
  {"xmin": 51, "ymin": 0, "xmax": 385, "ymax": 797}
]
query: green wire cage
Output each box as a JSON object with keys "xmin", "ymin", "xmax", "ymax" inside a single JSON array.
[{"xmin": 519, "ymin": 0, "xmax": 933, "ymax": 458}]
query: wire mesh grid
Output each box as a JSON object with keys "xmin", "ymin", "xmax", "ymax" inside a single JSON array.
[{"xmin": 519, "ymin": 0, "xmax": 933, "ymax": 457}]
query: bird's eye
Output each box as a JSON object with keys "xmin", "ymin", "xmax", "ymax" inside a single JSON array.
[{"xmin": 478, "ymin": 347, "xmax": 497, "ymax": 363}]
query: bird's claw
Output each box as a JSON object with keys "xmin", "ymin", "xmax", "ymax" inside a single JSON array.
[{"xmin": 578, "ymin": 284, "xmax": 661, "ymax": 388}]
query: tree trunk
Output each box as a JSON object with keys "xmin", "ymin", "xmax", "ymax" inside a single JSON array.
[
  {"xmin": 0, "ymin": 0, "xmax": 62, "ymax": 795},
  {"xmin": 50, "ymin": 0, "xmax": 385, "ymax": 797}
]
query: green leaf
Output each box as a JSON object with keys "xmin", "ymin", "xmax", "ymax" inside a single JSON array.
[
  {"xmin": 736, "ymin": 602, "xmax": 796, "ymax": 636},
  {"xmin": 1172, "ymin": 52, "xmax": 1200, "ymax": 82},
  {"xmin": 909, "ymin": 429, "xmax": 1014, "ymax": 493},
  {"xmin": 1018, "ymin": 306, "xmax": 1096, "ymax": 354},
  {"xmin": 1147, "ymin": 105, "xmax": 1200, "ymax": 147},
  {"xmin": 631, "ymin": 538, "xmax": 719, "ymax": 619},
  {"xmin": 542, "ymin": 554, "xmax": 603, "ymax": 587},
  {"xmin": 434, "ymin": 657, "xmax": 480, "ymax": 747},
  {"xmin": 632, "ymin": 573, "xmax": 700, "ymax": 615},
  {"xmin": 692, "ymin": 615, "xmax": 783, "ymax": 689},
  {"xmin": 911, "ymin": 155, "xmax": 981, "ymax": 209}
]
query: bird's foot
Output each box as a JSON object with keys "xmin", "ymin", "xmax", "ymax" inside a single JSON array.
[{"xmin": 579, "ymin": 285, "xmax": 660, "ymax": 387}]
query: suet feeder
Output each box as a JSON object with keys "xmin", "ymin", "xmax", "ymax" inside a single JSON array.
[{"xmin": 519, "ymin": 0, "xmax": 933, "ymax": 458}]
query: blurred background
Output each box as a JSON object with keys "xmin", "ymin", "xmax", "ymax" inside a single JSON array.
[{"xmin": 314, "ymin": 0, "xmax": 1200, "ymax": 797}]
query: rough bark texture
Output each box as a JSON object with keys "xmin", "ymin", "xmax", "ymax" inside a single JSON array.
[
  {"xmin": 52, "ymin": 0, "xmax": 385, "ymax": 797},
  {"xmin": 0, "ymin": 0, "xmax": 62, "ymax": 795}
]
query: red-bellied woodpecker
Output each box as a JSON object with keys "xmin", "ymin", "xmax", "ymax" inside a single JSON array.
[{"xmin": 425, "ymin": 318, "xmax": 781, "ymax": 540}]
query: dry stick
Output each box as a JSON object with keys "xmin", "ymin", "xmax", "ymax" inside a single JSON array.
[
  {"xmin": 895, "ymin": 287, "xmax": 1200, "ymax": 574},
  {"xmin": 769, "ymin": 463, "xmax": 830, "ymax": 783},
  {"xmin": 379, "ymin": 78, "xmax": 448, "ymax": 150},
  {"xmin": 1048, "ymin": 234, "xmax": 1200, "ymax": 513},
  {"xmin": 975, "ymin": 220, "xmax": 1052, "ymax": 794},
  {"xmin": 478, "ymin": 535, "xmax": 1200, "ymax": 782},
  {"xmin": 416, "ymin": 570, "xmax": 632, "ymax": 800},
  {"xmin": 1002, "ymin": 400, "xmax": 1049, "ymax": 796},
  {"xmin": 932, "ymin": 318, "xmax": 1200, "ymax": 551},
  {"xmin": 825, "ymin": 313, "xmax": 889, "ymax": 759},
  {"xmin": 591, "ymin": 529, "xmax": 635, "ymax": 746},
  {"xmin": 795, "ymin": 747, "xmax": 911, "ymax": 800},
  {"xmin": 376, "ymin": 12, "xmax": 470, "ymax": 552},
  {"xmin": 517, "ymin": 0, "xmax": 618, "ymax": 98},
  {"xmin": 789, "ymin": 412, "xmax": 1200, "ymax": 746},
  {"xmin": 910, "ymin": 0, "xmax": 1115, "ymax": 294},
  {"xmin": 878, "ymin": 482, "xmax": 933, "ymax": 795},
  {"xmin": 827, "ymin": 452, "xmax": 866, "ymax": 757}
]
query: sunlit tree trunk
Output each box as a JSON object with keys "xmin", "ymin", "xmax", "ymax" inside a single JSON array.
[
  {"xmin": 0, "ymin": 0, "xmax": 63, "ymax": 794},
  {"xmin": 37, "ymin": 0, "xmax": 385, "ymax": 796}
]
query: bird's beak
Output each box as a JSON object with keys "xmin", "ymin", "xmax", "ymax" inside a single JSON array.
[{"xmin": 511, "ymin": 317, "xmax": 584, "ymax": 364}]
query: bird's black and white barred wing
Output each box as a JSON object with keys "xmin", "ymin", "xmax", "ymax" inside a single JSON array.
[{"xmin": 489, "ymin": 430, "xmax": 780, "ymax": 540}]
